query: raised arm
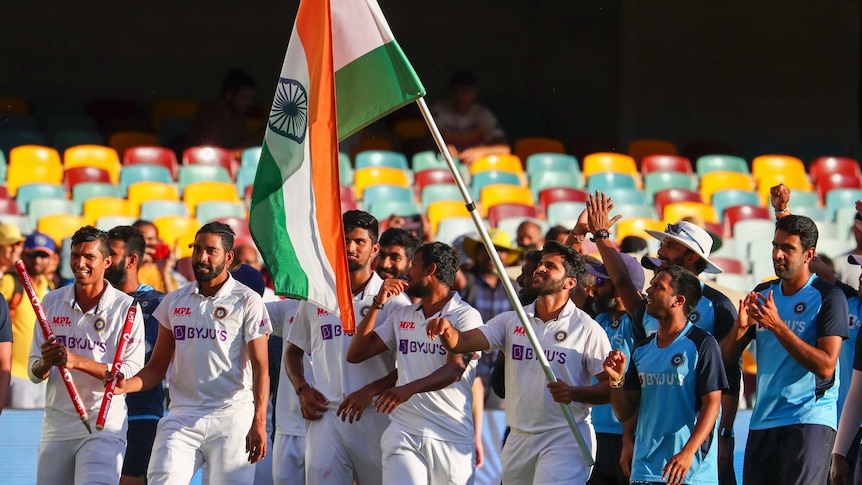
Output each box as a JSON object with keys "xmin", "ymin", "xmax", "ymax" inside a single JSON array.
[{"xmin": 587, "ymin": 191, "xmax": 642, "ymax": 315}]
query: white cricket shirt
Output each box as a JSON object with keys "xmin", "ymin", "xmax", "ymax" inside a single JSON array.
[{"xmin": 267, "ymin": 298, "xmax": 312, "ymax": 437}]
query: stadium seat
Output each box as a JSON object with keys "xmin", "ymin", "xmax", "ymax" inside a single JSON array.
[
  {"xmin": 151, "ymin": 99, "xmax": 200, "ymax": 130},
  {"xmin": 107, "ymin": 131, "xmax": 159, "ymax": 160},
  {"xmin": 654, "ymin": 189, "xmax": 702, "ymax": 219},
  {"xmin": 605, "ymin": 187, "xmax": 647, "ymax": 205},
  {"xmin": 434, "ymin": 217, "xmax": 476, "ymax": 245},
  {"xmin": 792, "ymin": 205, "xmax": 831, "ymax": 222},
  {"xmin": 609, "ymin": 203, "xmax": 657, "ymax": 221},
  {"xmin": 662, "ymin": 201, "xmax": 717, "ymax": 224},
  {"xmin": 128, "ymin": 182, "xmax": 180, "ymax": 212},
  {"xmin": 470, "ymin": 171, "xmax": 521, "ymax": 200},
  {"xmin": 546, "ymin": 201, "xmax": 586, "ymax": 227},
  {"xmin": 809, "ymin": 156, "xmax": 861, "ymax": 185},
  {"xmin": 355, "ymin": 150, "xmax": 410, "ymax": 171},
  {"xmin": 487, "ymin": 203, "xmax": 538, "ymax": 228},
  {"xmin": 368, "ymin": 200, "xmax": 421, "ymax": 222},
  {"xmin": 361, "ymin": 185, "xmax": 413, "ymax": 208},
  {"xmin": 183, "ymin": 181, "xmax": 241, "ymax": 216},
  {"xmin": 586, "ymin": 172, "xmax": 637, "ymax": 194},
  {"xmin": 235, "ymin": 165, "xmax": 258, "ymax": 198},
  {"xmin": 14, "ymin": 183, "xmax": 66, "ymax": 213},
  {"xmin": 7, "ymin": 145, "xmax": 63, "ymax": 196},
  {"xmin": 514, "ymin": 137, "xmax": 565, "ymax": 164},
  {"xmin": 339, "ymin": 151, "xmax": 354, "ymax": 187},
  {"xmin": 643, "ymin": 171, "xmax": 696, "ymax": 199},
  {"xmin": 212, "ymin": 217, "xmax": 252, "ymax": 243},
  {"xmin": 582, "ymin": 152, "xmax": 638, "ymax": 180},
  {"xmin": 412, "ymin": 151, "xmax": 447, "ymax": 172},
  {"xmin": 796, "ymin": 143, "xmax": 847, "ymax": 166},
  {"xmin": 826, "ymin": 189, "xmax": 862, "ymax": 221},
  {"xmin": 757, "ymin": 172, "xmax": 812, "ymax": 205},
  {"xmin": 94, "ymin": 215, "xmax": 138, "ymax": 231},
  {"xmin": 538, "ymin": 187, "xmax": 587, "ymax": 213},
  {"xmin": 63, "ymin": 145, "xmax": 121, "ymax": 184},
  {"xmin": 42, "ymin": 113, "xmax": 98, "ymax": 134},
  {"xmin": 178, "ymin": 165, "xmax": 232, "ymax": 192},
  {"xmin": 421, "ymin": 184, "xmax": 462, "ymax": 210},
  {"xmin": 525, "ymin": 153, "xmax": 578, "ymax": 177},
  {"xmin": 37, "ymin": 214, "xmax": 87, "ymax": 245},
  {"xmin": 28, "ymin": 198, "xmax": 80, "ymax": 228},
  {"xmin": 82, "ymin": 197, "xmax": 135, "ymax": 225},
  {"xmin": 695, "ymin": 155, "xmax": 749, "ymax": 177},
  {"xmin": 714, "ymin": 273, "xmax": 756, "ymax": 294},
  {"xmin": 816, "ymin": 172, "xmax": 862, "ymax": 203},
  {"xmin": 71, "ymin": 182, "xmax": 122, "ymax": 207},
  {"xmin": 119, "ymin": 164, "xmax": 173, "ymax": 195},
  {"xmin": 415, "ymin": 169, "xmax": 457, "ymax": 198},
  {"xmin": 124, "ymin": 146, "xmax": 179, "ymax": 179},
  {"xmin": 153, "ymin": 215, "xmax": 201, "ymax": 248},
  {"xmin": 183, "ymin": 146, "xmax": 238, "ymax": 179},
  {"xmin": 614, "ymin": 217, "xmax": 665, "ymax": 243},
  {"xmin": 354, "ymin": 166, "xmax": 410, "ymax": 200},
  {"xmin": 789, "ymin": 190, "xmax": 821, "ymax": 209},
  {"xmin": 0, "ymin": 195, "xmax": 19, "ymax": 215},
  {"xmin": 64, "ymin": 166, "xmax": 112, "ymax": 193},
  {"xmin": 529, "ymin": 170, "xmax": 582, "ymax": 199},
  {"xmin": 427, "ymin": 200, "xmax": 471, "ymax": 235},
  {"xmin": 738, "ymin": 220, "xmax": 780, "ymax": 264},
  {"xmin": 195, "ymin": 201, "xmax": 247, "ymax": 225},
  {"xmin": 836, "ymin": 206, "xmax": 860, "ymax": 238},
  {"xmin": 140, "ymin": 200, "xmax": 189, "ymax": 221},
  {"xmin": 640, "ymin": 154, "xmax": 692, "ymax": 176},
  {"xmin": 711, "ymin": 190, "xmax": 761, "ymax": 223},
  {"xmin": 751, "ymin": 155, "xmax": 806, "ymax": 183},
  {"xmin": 470, "ymin": 154, "xmax": 524, "ymax": 176},
  {"xmin": 627, "ymin": 138, "xmax": 678, "ymax": 164},
  {"xmin": 699, "ymin": 171, "xmax": 755, "ymax": 204},
  {"xmin": 480, "ymin": 185, "xmax": 533, "ymax": 217},
  {"xmin": 723, "ymin": 205, "xmax": 772, "ymax": 239},
  {"xmin": 241, "ymin": 146, "xmax": 263, "ymax": 168},
  {"xmin": 349, "ymin": 134, "xmax": 394, "ymax": 159},
  {"xmin": 709, "ymin": 256, "xmax": 747, "ymax": 275}
]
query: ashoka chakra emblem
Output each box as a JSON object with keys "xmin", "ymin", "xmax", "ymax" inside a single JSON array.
[{"xmin": 269, "ymin": 78, "xmax": 308, "ymax": 143}]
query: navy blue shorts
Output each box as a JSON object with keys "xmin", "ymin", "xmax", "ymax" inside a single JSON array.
[
  {"xmin": 743, "ymin": 424, "xmax": 835, "ymax": 485},
  {"xmin": 122, "ymin": 419, "xmax": 159, "ymax": 477}
]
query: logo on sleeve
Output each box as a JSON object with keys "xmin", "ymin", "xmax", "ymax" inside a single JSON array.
[
  {"xmin": 93, "ymin": 318, "xmax": 107, "ymax": 333},
  {"xmin": 213, "ymin": 306, "xmax": 228, "ymax": 320},
  {"xmin": 553, "ymin": 330, "xmax": 568, "ymax": 343},
  {"xmin": 794, "ymin": 302, "xmax": 807, "ymax": 314},
  {"xmin": 670, "ymin": 353, "xmax": 686, "ymax": 367}
]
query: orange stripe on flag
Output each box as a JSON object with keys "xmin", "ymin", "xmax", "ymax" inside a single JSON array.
[{"xmin": 297, "ymin": 0, "xmax": 356, "ymax": 333}]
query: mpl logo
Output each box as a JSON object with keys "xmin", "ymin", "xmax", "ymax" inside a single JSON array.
[
  {"xmin": 53, "ymin": 316, "xmax": 71, "ymax": 326},
  {"xmin": 400, "ymin": 321, "xmax": 415, "ymax": 330},
  {"xmin": 317, "ymin": 308, "xmax": 330, "ymax": 317},
  {"xmin": 174, "ymin": 325, "xmax": 187, "ymax": 340},
  {"xmin": 511, "ymin": 344, "xmax": 525, "ymax": 361},
  {"xmin": 513, "ymin": 326, "xmax": 526, "ymax": 337},
  {"xmin": 173, "ymin": 308, "xmax": 192, "ymax": 317}
]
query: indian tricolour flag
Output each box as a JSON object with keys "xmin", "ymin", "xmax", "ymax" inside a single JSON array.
[{"xmin": 249, "ymin": 0, "xmax": 425, "ymax": 332}]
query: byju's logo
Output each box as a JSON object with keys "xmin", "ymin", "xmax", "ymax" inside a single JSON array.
[
  {"xmin": 511, "ymin": 344, "xmax": 525, "ymax": 361},
  {"xmin": 321, "ymin": 324, "xmax": 333, "ymax": 341},
  {"xmin": 174, "ymin": 326, "xmax": 186, "ymax": 340}
]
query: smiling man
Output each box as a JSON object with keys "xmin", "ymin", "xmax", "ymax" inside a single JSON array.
[{"xmin": 375, "ymin": 227, "xmax": 419, "ymax": 281}]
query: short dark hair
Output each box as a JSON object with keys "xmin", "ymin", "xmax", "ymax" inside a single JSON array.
[
  {"xmin": 541, "ymin": 241, "xmax": 585, "ymax": 281},
  {"xmin": 196, "ymin": 222, "xmax": 235, "ymax": 252},
  {"xmin": 378, "ymin": 228, "xmax": 419, "ymax": 260},
  {"xmin": 657, "ymin": 265, "xmax": 702, "ymax": 316},
  {"xmin": 775, "ymin": 214, "xmax": 819, "ymax": 250},
  {"xmin": 343, "ymin": 210, "xmax": 379, "ymax": 244},
  {"xmin": 523, "ymin": 249, "xmax": 543, "ymax": 266},
  {"xmin": 415, "ymin": 242, "xmax": 460, "ymax": 288},
  {"xmin": 620, "ymin": 236, "xmax": 647, "ymax": 254},
  {"xmin": 132, "ymin": 219, "xmax": 155, "ymax": 230},
  {"xmin": 71, "ymin": 226, "xmax": 110, "ymax": 257},
  {"xmin": 107, "ymin": 226, "xmax": 147, "ymax": 268},
  {"xmin": 221, "ymin": 68, "xmax": 255, "ymax": 94},
  {"xmin": 544, "ymin": 225, "xmax": 570, "ymax": 242}
]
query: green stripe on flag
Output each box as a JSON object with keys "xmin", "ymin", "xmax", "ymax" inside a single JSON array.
[
  {"xmin": 249, "ymin": 141, "xmax": 309, "ymax": 299},
  {"xmin": 335, "ymin": 41, "xmax": 426, "ymax": 141}
]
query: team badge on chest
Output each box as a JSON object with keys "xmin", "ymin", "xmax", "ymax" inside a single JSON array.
[
  {"xmin": 94, "ymin": 317, "xmax": 107, "ymax": 332},
  {"xmin": 213, "ymin": 306, "xmax": 229, "ymax": 320},
  {"xmin": 794, "ymin": 302, "xmax": 807, "ymax": 314},
  {"xmin": 553, "ymin": 330, "xmax": 568, "ymax": 343},
  {"xmin": 670, "ymin": 353, "xmax": 686, "ymax": 367}
]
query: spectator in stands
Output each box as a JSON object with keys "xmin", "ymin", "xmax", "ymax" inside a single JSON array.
[
  {"xmin": 0, "ymin": 223, "xmax": 25, "ymax": 277},
  {"xmin": 104, "ymin": 226, "xmax": 165, "ymax": 485},
  {"xmin": 516, "ymin": 220, "xmax": 544, "ymax": 252},
  {"xmin": 132, "ymin": 220, "xmax": 185, "ymax": 293},
  {"xmin": 545, "ymin": 225, "xmax": 571, "ymax": 245},
  {"xmin": 187, "ymin": 68, "xmax": 257, "ymax": 150},
  {"xmin": 3, "ymin": 231, "xmax": 55, "ymax": 409},
  {"xmin": 432, "ymin": 69, "xmax": 510, "ymax": 165},
  {"xmin": 235, "ymin": 244, "xmax": 262, "ymax": 270}
]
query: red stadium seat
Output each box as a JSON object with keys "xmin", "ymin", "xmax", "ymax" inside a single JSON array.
[
  {"xmin": 709, "ymin": 256, "xmax": 746, "ymax": 275},
  {"xmin": 654, "ymin": 189, "xmax": 702, "ymax": 220},
  {"xmin": 722, "ymin": 204, "xmax": 772, "ymax": 238},
  {"xmin": 816, "ymin": 172, "xmax": 862, "ymax": 203},
  {"xmin": 414, "ymin": 169, "xmax": 457, "ymax": 197},
  {"xmin": 809, "ymin": 157, "xmax": 861, "ymax": 185},
  {"xmin": 213, "ymin": 216, "xmax": 252, "ymax": 246},
  {"xmin": 183, "ymin": 146, "xmax": 238, "ymax": 179},
  {"xmin": 0, "ymin": 198, "xmax": 21, "ymax": 215},
  {"xmin": 64, "ymin": 166, "xmax": 112, "ymax": 193},
  {"xmin": 538, "ymin": 187, "xmax": 587, "ymax": 213},
  {"xmin": 640, "ymin": 154, "xmax": 693, "ymax": 176},
  {"xmin": 487, "ymin": 203, "xmax": 538, "ymax": 228},
  {"xmin": 124, "ymin": 146, "xmax": 179, "ymax": 179}
]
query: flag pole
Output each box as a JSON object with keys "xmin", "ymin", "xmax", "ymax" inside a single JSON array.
[{"xmin": 415, "ymin": 97, "xmax": 593, "ymax": 465}]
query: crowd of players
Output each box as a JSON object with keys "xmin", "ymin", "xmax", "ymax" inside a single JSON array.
[{"xmin": 3, "ymin": 181, "xmax": 862, "ymax": 485}]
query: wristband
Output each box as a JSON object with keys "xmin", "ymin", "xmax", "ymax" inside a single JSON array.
[
  {"xmin": 609, "ymin": 377, "xmax": 625, "ymax": 388},
  {"xmin": 774, "ymin": 208, "xmax": 790, "ymax": 215},
  {"xmin": 296, "ymin": 383, "xmax": 310, "ymax": 395},
  {"xmin": 591, "ymin": 229, "xmax": 610, "ymax": 242},
  {"xmin": 719, "ymin": 427, "xmax": 734, "ymax": 438},
  {"xmin": 372, "ymin": 296, "xmax": 384, "ymax": 310}
]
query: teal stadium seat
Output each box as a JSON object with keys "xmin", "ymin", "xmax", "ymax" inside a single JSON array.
[
  {"xmin": 695, "ymin": 155, "xmax": 750, "ymax": 177},
  {"xmin": 826, "ymin": 189, "xmax": 862, "ymax": 221},
  {"xmin": 195, "ymin": 201, "xmax": 246, "ymax": 225},
  {"xmin": 177, "ymin": 165, "xmax": 231, "ymax": 192},
  {"xmin": 711, "ymin": 190, "xmax": 761, "ymax": 223},
  {"xmin": 529, "ymin": 170, "xmax": 581, "ymax": 199},
  {"xmin": 421, "ymin": 184, "xmax": 461, "ymax": 210},
  {"xmin": 355, "ymin": 150, "xmax": 409, "ymax": 171},
  {"xmin": 236, "ymin": 165, "xmax": 257, "ymax": 197},
  {"xmin": 140, "ymin": 200, "xmax": 189, "ymax": 221},
  {"xmin": 610, "ymin": 203, "xmax": 656, "ymax": 220},
  {"xmin": 368, "ymin": 200, "xmax": 421, "ymax": 222},
  {"xmin": 361, "ymin": 184, "xmax": 413, "ymax": 207},
  {"xmin": 586, "ymin": 172, "xmax": 637, "ymax": 194},
  {"xmin": 546, "ymin": 201, "xmax": 586, "ymax": 227},
  {"xmin": 28, "ymin": 197, "xmax": 80, "ymax": 228},
  {"xmin": 15, "ymin": 183, "xmax": 66, "ymax": 213},
  {"xmin": 241, "ymin": 146, "xmax": 262, "ymax": 168},
  {"xmin": 119, "ymin": 164, "xmax": 174, "ymax": 194},
  {"xmin": 339, "ymin": 152, "xmax": 354, "ymax": 187},
  {"xmin": 72, "ymin": 182, "xmax": 122, "ymax": 207},
  {"xmin": 644, "ymin": 171, "xmax": 696, "ymax": 199},
  {"xmin": 525, "ymin": 153, "xmax": 579, "ymax": 176},
  {"xmin": 470, "ymin": 171, "xmax": 520, "ymax": 200},
  {"xmin": 604, "ymin": 187, "xmax": 646, "ymax": 205}
]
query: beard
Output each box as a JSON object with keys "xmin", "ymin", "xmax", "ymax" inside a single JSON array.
[
  {"xmin": 406, "ymin": 281, "xmax": 431, "ymax": 298},
  {"xmin": 534, "ymin": 274, "xmax": 567, "ymax": 296},
  {"xmin": 105, "ymin": 257, "xmax": 128, "ymax": 287},
  {"xmin": 194, "ymin": 261, "xmax": 226, "ymax": 283},
  {"xmin": 593, "ymin": 294, "xmax": 619, "ymax": 314},
  {"xmin": 518, "ymin": 286, "xmax": 539, "ymax": 305}
]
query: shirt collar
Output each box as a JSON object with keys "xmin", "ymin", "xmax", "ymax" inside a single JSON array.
[
  {"xmin": 66, "ymin": 280, "xmax": 120, "ymax": 315},
  {"xmin": 193, "ymin": 273, "xmax": 237, "ymax": 299},
  {"xmin": 524, "ymin": 298, "xmax": 577, "ymax": 322}
]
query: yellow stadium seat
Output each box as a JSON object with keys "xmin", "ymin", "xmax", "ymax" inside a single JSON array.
[
  {"xmin": 0, "ymin": 95, "xmax": 30, "ymax": 114},
  {"xmin": 751, "ymin": 155, "xmax": 807, "ymax": 183},
  {"xmin": 757, "ymin": 172, "xmax": 813, "ymax": 205},
  {"xmin": 427, "ymin": 200, "xmax": 471, "ymax": 235},
  {"xmin": 614, "ymin": 217, "xmax": 666, "ymax": 243},
  {"xmin": 354, "ymin": 166, "xmax": 410, "ymax": 200},
  {"xmin": 107, "ymin": 131, "xmax": 160, "ymax": 159},
  {"xmin": 662, "ymin": 201, "xmax": 718, "ymax": 224},
  {"xmin": 699, "ymin": 171, "xmax": 755, "ymax": 204},
  {"xmin": 64, "ymin": 145, "xmax": 121, "ymax": 184},
  {"xmin": 479, "ymin": 185, "xmax": 533, "ymax": 217},
  {"xmin": 183, "ymin": 181, "xmax": 241, "ymax": 216},
  {"xmin": 175, "ymin": 227, "xmax": 199, "ymax": 258},
  {"xmin": 7, "ymin": 145, "xmax": 64, "ymax": 196},
  {"xmin": 82, "ymin": 197, "xmax": 135, "ymax": 225},
  {"xmin": 582, "ymin": 152, "xmax": 639, "ymax": 180},
  {"xmin": 37, "ymin": 214, "xmax": 87, "ymax": 245},
  {"xmin": 153, "ymin": 215, "xmax": 201, "ymax": 248},
  {"xmin": 470, "ymin": 154, "xmax": 524, "ymax": 176},
  {"xmin": 514, "ymin": 137, "xmax": 565, "ymax": 164},
  {"xmin": 627, "ymin": 138, "xmax": 678, "ymax": 165},
  {"xmin": 127, "ymin": 181, "xmax": 180, "ymax": 212},
  {"xmin": 151, "ymin": 99, "xmax": 200, "ymax": 130}
]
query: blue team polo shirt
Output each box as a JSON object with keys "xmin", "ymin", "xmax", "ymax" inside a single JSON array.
[
  {"xmin": 592, "ymin": 311, "xmax": 636, "ymax": 434},
  {"xmin": 625, "ymin": 323, "xmax": 728, "ymax": 485},
  {"xmin": 126, "ymin": 284, "xmax": 166, "ymax": 420},
  {"xmin": 747, "ymin": 275, "xmax": 849, "ymax": 431},
  {"xmin": 834, "ymin": 282, "xmax": 860, "ymax": 419}
]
